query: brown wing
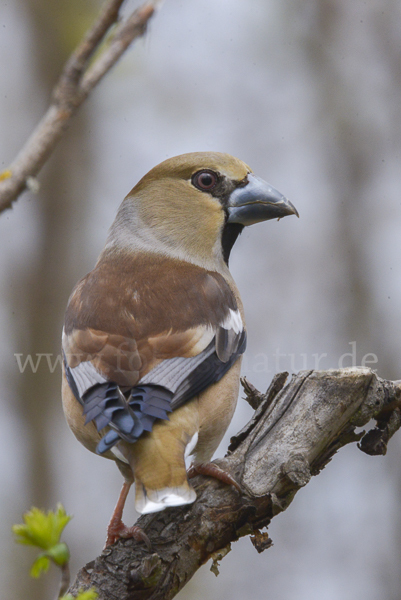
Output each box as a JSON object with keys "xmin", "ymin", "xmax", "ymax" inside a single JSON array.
[
  {"xmin": 64, "ymin": 253, "xmax": 237, "ymax": 338},
  {"xmin": 63, "ymin": 252, "xmax": 238, "ymax": 383},
  {"xmin": 62, "ymin": 324, "xmax": 214, "ymax": 389},
  {"xmin": 62, "ymin": 251, "xmax": 245, "ymax": 454}
]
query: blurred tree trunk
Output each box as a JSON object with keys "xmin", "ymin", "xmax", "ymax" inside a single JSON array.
[
  {"xmin": 298, "ymin": 1, "xmax": 377, "ymax": 367},
  {"xmin": 9, "ymin": 2, "xmax": 95, "ymax": 598},
  {"xmin": 291, "ymin": 1, "xmax": 401, "ymax": 598},
  {"xmin": 297, "ymin": 0, "xmax": 400, "ymax": 381}
]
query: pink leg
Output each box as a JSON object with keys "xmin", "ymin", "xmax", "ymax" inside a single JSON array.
[
  {"xmin": 187, "ymin": 462, "xmax": 241, "ymax": 493},
  {"xmin": 105, "ymin": 481, "xmax": 151, "ymax": 550}
]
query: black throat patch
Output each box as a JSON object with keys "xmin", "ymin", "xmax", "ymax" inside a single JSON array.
[{"xmin": 221, "ymin": 222, "xmax": 244, "ymax": 265}]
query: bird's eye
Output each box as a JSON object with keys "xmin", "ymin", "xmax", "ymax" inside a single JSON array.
[{"xmin": 192, "ymin": 170, "xmax": 218, "ymax": 191}]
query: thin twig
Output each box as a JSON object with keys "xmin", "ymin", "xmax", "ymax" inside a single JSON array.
[
  {"xmin": 58, "ymin": 561, "xmax": 71, "ymax": 599},
  {"xmin": 81, "ymin": 4, "xmax": 155, "ymax": 96},
  {"xmin": 55, "ymin": 0, "xmax": 125, "ymax": 95},
  {"xmin": 0, "ymin": 0, "xmax": 157, "ymax": 214}
]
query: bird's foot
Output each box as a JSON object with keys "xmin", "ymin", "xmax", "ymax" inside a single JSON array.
[
  {"xmin": 105, "ymin": 520, "xmax": 151, "ymax": 550},
  {"xmin": 187, "ymin": 462, "xmax": 241, "ymax": 493}
]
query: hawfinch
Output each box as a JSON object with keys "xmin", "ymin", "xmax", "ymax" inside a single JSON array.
[{"xmin": 61, "ymin": 152, "xmax": 298, "ymax": 545}]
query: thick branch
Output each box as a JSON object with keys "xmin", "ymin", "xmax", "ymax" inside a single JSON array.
[
  {"xmin": 68, "ymin": 367, "xmax": 401, "ymax": 599},
  {"xmin": 0, "ymin": 0, "xmax": 157, "ymax": 213}
]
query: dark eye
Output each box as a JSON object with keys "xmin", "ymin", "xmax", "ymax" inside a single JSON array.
[{"xmin": 192, "ymin": 170, "xmax": 218, "ymax": 191}]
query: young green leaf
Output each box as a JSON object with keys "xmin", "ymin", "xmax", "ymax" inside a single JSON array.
[
  {"xmin": 12, "ymin": 504, "xmax": 72, "ymax": 551},
  {"xmin": 30, "ymin": 554, "xmax": 51, "ymax": 578}
]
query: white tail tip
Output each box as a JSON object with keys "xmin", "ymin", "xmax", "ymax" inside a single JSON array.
[{"xmin": 135, "ymin": 484, "xmax": 196, "ymax": 514}]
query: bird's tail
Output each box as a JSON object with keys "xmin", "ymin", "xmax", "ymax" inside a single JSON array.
[
  {"xmin": 135, "ymin": 480, "xmax": 196, "ymax": 514},
  {"xmin": 129, "ymin": 408, "xmax": 199, "ymax": 514}
]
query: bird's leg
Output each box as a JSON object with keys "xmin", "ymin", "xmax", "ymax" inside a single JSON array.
[
  {"xmin": 105, "ymin": 480, "xmax": 151, "ymax": 550},
  {"xmin": 187, "ymin": 462, "xmax": 241, "ymax": 493}
]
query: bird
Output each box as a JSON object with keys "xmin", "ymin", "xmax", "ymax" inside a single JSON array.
[{"xmin": 61, "ymin": 151, "xmax": 298, "ymax": 546}]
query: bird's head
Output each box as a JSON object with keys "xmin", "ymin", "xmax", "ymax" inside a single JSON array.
[{"xmin": 106, "ymin": 152, "xmax": 298, "ymax": 268}]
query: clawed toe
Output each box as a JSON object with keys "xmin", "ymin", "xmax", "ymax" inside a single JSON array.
[
  {"xmin": 120, "ymin": 524, "xmax": 152, "ymax": 550},
  {"xmin": 188, "ymin": 462, "xmax": 242, "ymax": 493},
  {"xmin": 105, "ymin": 521, "xmax": 151, "ymax": 550}
]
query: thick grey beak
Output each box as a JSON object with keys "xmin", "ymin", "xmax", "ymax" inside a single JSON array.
[{"xmin": 227, "ymin": 174, "xmax": 299, "ymax": 226}]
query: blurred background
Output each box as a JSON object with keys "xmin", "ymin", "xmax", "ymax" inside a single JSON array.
[{"xmin": 1, "ymin": 0, "xmax": 401, "ymax": 598}]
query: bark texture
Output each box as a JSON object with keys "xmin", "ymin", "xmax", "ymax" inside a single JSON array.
[{"xmin": 68, "ymin": 367, "xmax": 401, "ymax": 599}]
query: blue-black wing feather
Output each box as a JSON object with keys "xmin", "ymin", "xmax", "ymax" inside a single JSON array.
[{"xmin": 64, "ymin": 330, "xmax": 246, "ymax": 454}]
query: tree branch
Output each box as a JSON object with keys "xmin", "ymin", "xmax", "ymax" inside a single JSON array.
[
  {"xmin": 67, "ymin": 367, "xmax": 401, "ymax": 599},
  {"xmin": 0, "ymin": 0, "xmax": 158, "ymax": 214}
]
